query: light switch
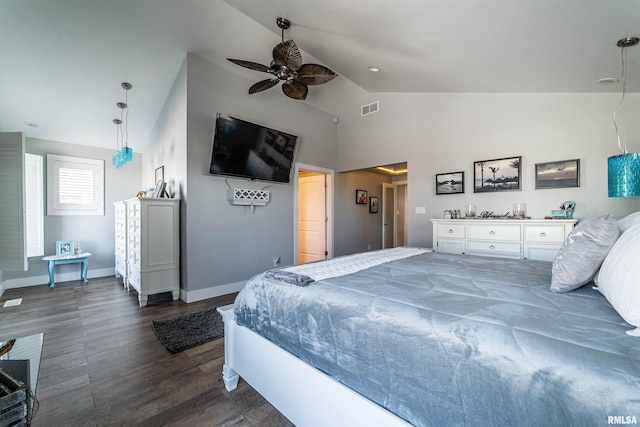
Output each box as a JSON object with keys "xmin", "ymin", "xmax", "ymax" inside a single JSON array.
[{"xmin": 415, "ymin": 206, "xmax": 426, "ymax": 214}]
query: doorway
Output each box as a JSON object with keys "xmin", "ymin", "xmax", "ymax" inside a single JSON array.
[
  {"xmin": 295, "ymin": 164, "xmax": 334, "ymax": 265},
  {"xmin": 382, "ymin": 181, "xmax": 408, "ymax": 248}
]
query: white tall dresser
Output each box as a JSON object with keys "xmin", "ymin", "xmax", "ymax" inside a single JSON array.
[
  {"xmin": 113, "ymin": 200, "xmax": 128, "ymax": 285},
  {"xmin": 114, "ymin": 197, "xmax": 180, "ymax": 306}
]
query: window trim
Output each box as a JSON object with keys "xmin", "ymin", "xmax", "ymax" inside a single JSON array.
[
  {"xmin": 47, "ymin": 154, "xmax": 105, "ymax": 216},
  {"xmin": 25, "ymin": 153, "xmax": 44, "ymax": 257}
]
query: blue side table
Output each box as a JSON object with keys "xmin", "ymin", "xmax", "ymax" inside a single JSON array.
[{"xmin": 42, "ymin": 253, "xmax": 92, "ymax": 288}]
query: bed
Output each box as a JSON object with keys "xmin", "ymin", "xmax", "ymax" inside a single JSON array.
[{"xmin": 218, "ymin": 216, "xmax": 640, "ymax": 427}]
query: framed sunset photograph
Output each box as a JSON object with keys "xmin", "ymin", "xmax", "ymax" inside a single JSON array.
[{"xmin": 535, "ymin": 159, "xmax": 580, "ymax": 189}]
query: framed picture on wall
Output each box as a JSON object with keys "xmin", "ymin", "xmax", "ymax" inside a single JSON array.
[
  {"xmin": 155, "ymin": 166, "xmax": 164, "ymax": 183},
  {"xmin": 535, "ymin": 159, "xmax": 580, "ymax": 189},
  {"xmin": 369, "ymin": 197, "xmax": 379, "ymax": 213},
  {"xmin": 356, "ymin": 189, "xmax": 368, "ymax": 204},
  {"xmin": 436, "ymin": 171, "xmax": 464, "ymax": 195},
  {"xmin": 474, "ymin": 156, "xmax": 521, "ymax": 193}
]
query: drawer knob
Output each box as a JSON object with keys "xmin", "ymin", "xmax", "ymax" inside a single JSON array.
[
  {"xmin": 448, "ymin": 229, "xmax": 454, "ymax": 233},
  {"xmin": 489, "ymin": 230, "xmax": 496, "ymax": 235},
  {"xmin": 489, "ymin": 244, "xmax": 496, "ymax": 249},
  {"xmin": 539, "ymin": 232, "xmax": 547, "ymax": 237}
]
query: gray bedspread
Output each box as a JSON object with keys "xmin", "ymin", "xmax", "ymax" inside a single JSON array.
[{"xmin": 234, "ymin": 251, "xmax": 640, "ymax": 426}]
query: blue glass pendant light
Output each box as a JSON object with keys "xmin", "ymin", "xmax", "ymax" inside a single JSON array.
[
  {"xmin": 112, "ymin": 82, "xmax": 133, "ymax": 169},
  {"xmin": 608, "ymin": 38, "xmax": 640, "ymax": 197}
]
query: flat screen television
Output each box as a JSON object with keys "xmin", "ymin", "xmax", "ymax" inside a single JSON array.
[{"xmin": 209, "ymin": 113, "xmax": 298, "ymax": 183}]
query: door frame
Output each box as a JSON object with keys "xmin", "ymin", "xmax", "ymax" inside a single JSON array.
[
  {"xmin": 294, "ymin": 163, "xmax": 334, "ymax": 265},
  {"xmin": 382, "ymin": 182, "xmax": 396, "ymax": 248}
]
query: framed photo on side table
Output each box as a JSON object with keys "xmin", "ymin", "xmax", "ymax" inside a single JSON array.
[
  {"xmin": 535, "ymin": 159, "xmax": 580, "ymax": 189},
  {"xmin": 56, "ymin": 240, "xmax": 74, "ymax": 256},
  {"xmin": 153, "ymin": 179, "xmax": 166, "ymax": 198}
]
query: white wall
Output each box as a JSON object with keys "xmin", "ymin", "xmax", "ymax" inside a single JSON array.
[
  {"xmin": 337, "ymin": 93, "xmax": 640, "ymax": 247},
  {"xmin": 334, "ymin": 170, "xmax": 391, "ymax": 255},
  {"xmin": 143, "ymin": 53, "xmax": 338, "ymax": 300},
  {"xmin": 3, "ymin": 138, "xmax": 142, "ymax": 287}
]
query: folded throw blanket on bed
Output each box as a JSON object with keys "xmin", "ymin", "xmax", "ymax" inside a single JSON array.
[{"xmin": 266, "ymin": 247, "xmax": 431, "ymax": 286}]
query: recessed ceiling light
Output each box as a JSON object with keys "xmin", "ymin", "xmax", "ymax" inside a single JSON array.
[
  {"xmin": 23, "ymin": 121, "xmax": 38, "ymax": 128},
  {"xmin": 597, "ymin": 77, "xmax": 619, "ymax": 84},
  {"xmin": 368, "ymin": 66, "xmax": 381, "ymax": 72}
]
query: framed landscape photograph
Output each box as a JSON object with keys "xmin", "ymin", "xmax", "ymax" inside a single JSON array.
[
  {"xmin": 474, "ymin": 156, "xmax": 521, "ymax": 193},
  {"xmin": 535, "ymin": 159, "xmax": 580, "ymax": 189},
  {"xmin": 356, "ymin": 189, "xmax": 368, "ymax": 204},
  {"xmin": 436, "ymin": 171, "xmax": 464, "ymax": 195}
]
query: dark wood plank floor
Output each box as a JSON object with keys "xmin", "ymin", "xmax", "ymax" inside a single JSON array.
[{"xmin": 0, "ymin": 276, "xmax": 295, "ymax": 427}]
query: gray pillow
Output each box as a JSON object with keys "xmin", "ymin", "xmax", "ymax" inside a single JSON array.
[{"xmin": 550, "ymin": 214, "xmax": 620, "ymax": 293}]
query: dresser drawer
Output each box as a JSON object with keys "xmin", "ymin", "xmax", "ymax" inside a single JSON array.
[
  {"xmin": 467, "ymin": 224, "xmax": 520, "ymax": 241},
  {"xmin": 437, "ymin": 223, "xmax": 465, "ymax": 239},
  {"xmin": 467, "ymin": 240, "xmax": 521, "ymax": 258},
  {"xmin": 524, "ymin": 225, "xmax": 566, "ymax": 243}
]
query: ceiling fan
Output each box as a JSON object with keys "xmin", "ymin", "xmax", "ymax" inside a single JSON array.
[{"xmin": 227, "ymin": 17, "xmax": 337, "ymax": 100}]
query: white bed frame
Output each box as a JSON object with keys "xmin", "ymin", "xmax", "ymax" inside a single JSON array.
[{"xmin": 217, "ymin": 305, "xmax": 411, "ymax": 427}]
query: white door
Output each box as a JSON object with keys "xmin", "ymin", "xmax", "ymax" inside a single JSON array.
[
  {"xmin": 298, "ymin": 172, "xmax": 327, "ymax": 264},
  {"xmin": 382, "ymin": 183, "xmax": 396, "ymax": 248}
]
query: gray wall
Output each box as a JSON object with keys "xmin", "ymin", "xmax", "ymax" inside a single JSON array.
[
  {"xmin": 337, "ymin": 93, "xmax": 640, "ymax": 247},
  {"xmin": 4, "ymin": 138, "xmax": 141, "ymax": 285},
  {"xmin": 145, "ymin": 53, "xmax": 338, "ymax": 296},
  {"xmin": 334, "ymin": 170, "xmax": 391, "ymax": 256}
]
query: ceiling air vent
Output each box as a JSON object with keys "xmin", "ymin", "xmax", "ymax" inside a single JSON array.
[{"xmin": 361, "ymin": 101, "xmax": 379, "ymax": 116}]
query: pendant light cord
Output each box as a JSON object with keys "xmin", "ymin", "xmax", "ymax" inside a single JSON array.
[{"xmin": 613, "ymin": 46, "xmax": 628, "ymax": 154}]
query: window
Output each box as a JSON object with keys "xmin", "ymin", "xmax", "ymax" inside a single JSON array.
[
  {"xmin": 25, "ymin": 153, "xmax": 44, "ymax": 257},
  {"xmin": 47, "ymin": 154, "xmax": 104, "ymax": 216}
]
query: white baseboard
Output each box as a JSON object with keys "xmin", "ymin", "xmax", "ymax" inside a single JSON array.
[
  {"xmin": 3, "ymin": 271, "xmax": 245, "ymax": 304},
  {"xmin": 181, "ymin": 281, "xmax": 245, "ymax": 303},
  {"xmin": 4, "ymin": 268, "xmax": 115, "ymax": 289}
]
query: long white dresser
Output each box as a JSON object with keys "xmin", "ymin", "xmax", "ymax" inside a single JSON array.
[
  {"xmin": 431, "ymin": 218, "xmax": 577, "ymax": 262},
  {"xmin": 114, "ymin": 197, "xmax": 180, "ymax": 306}
]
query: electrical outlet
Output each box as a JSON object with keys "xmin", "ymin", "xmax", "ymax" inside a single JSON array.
[
  {"xmin": 367, "ymin": 244, "xmax": 371, "ymax": 250},
  {"xmin": 274, "ymin": 257, "xmax": 281, "ymax": 267}
]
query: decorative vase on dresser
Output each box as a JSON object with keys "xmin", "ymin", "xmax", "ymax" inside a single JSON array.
[
  {"xmin": 431, "ymin": 218, "xmax": 577, "ymax": 262},
  {"xmin": 114, "ymin": 197, "xmax": 180, "ymax": 306}
]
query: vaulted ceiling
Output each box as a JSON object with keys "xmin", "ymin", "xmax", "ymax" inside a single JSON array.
[{"xmin": 1, "ymin": 0, "xmax": 639, "ymax": 152}]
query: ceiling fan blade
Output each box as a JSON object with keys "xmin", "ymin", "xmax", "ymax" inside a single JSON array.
[
  {"xmin": 282, "ymin": 80, "xmax": 308, "ymax": 100},
  {"xmin": 297, "ymin": 64, "xmax": 338, "ymax": 85},
  {"xmin": 227, "ymin": 59, "xmax": 271, "ymax": 73},
  {"xmin": 273, "ymin": 40, "xmax": 302, "ymax": 71},
  {"xmin": 249, "ymin": 78, "xmax": 279, "ymax": 94}
]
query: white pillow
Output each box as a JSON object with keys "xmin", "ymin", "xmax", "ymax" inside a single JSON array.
[
  {"xmin": 617, "ymin": 211, "xmax": 640, "ymax": 233},
  {"xmin": 596, "ymin": 224, "xmax": 640, "ymax": 336},
  {"xmin": 550, "ymin": 215, "xmax": 620, "ymax": 292}
]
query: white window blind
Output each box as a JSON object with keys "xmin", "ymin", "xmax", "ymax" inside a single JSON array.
[
  {"xmin": 47, "ymin": 154, "xmax": 104, "ymax": 216},
  {"xmin": 0, "ymin": 132, "xmax": 28, "ymax": 271},
  {"xmin": 25, "ymin": 153, "xmax": 44, "ymax": 257}
]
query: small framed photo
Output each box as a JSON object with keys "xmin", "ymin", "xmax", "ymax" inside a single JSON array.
[
  {"xmin": 356, "ymin": 190, "xmax": 368, "ymax": 204},
  {"xmin": 56, "ymin": 240, "xmax": 74, "ymax": 256},
  {"xmin": 474, "ymin": 156, "xmax": 521, "ymax": 193},
  {"xmin": 369, "ymin": 197, "xmax": 379, "ymax": 213},
  {"xmin": 155, "ymin": 166, "xmax": 164, "ymax": 183},
  {"xmin": 436, "ymin": 171, "xmax": 464, "ymax": 195},
  {"xmin": 153, "ymin": 179, "xmax": 166, "ymax": 198},
  {"xmin": 535, "ymin": 159, "xmax": 580, "ymax": 189}
]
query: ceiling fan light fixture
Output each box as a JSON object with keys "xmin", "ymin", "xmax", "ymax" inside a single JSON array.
[{"xmin": 227, "ymin": 17, "xmax": 337, "ymax": 100}]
